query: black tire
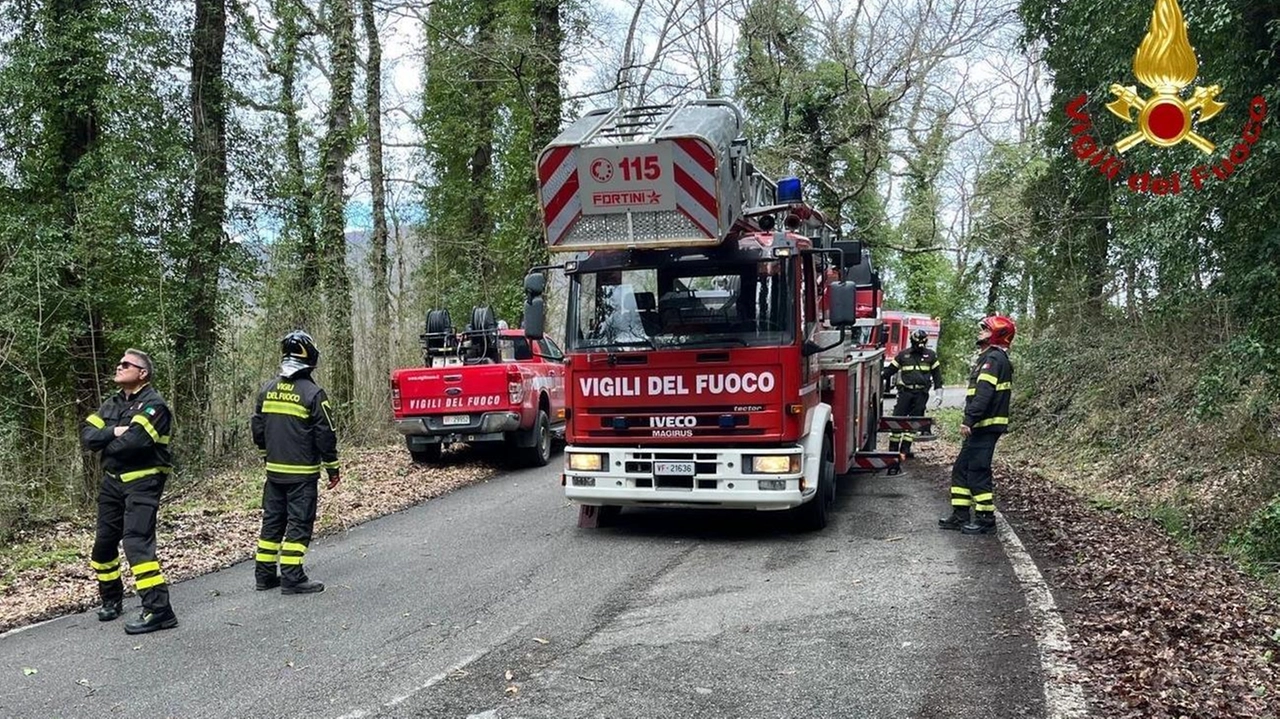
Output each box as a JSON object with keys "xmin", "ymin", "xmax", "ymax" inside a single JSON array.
[
  {"xmin": 523, "ymin": 409, "xmax": 552, "ymax": 467},
  {"xmin": 408, "ymin": 441, "xmax": 442, "ymax": 464},
  {"xmin": 598, "ymin": 505, "xmax": 622, "ymax": 526},
  {"xmin": 795, "ymin": 435, "xmax": 834, "ymax": 531}
]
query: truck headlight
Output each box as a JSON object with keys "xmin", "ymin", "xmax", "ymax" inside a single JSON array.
[
  {"xmin": 567, "ymin": 453, "xmax": 606, "ymax": 471},
  {"xmin": 750, "ymin": 455, "xmax": 800, "ymax": 474}
]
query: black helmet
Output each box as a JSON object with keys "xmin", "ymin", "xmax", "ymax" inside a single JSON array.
[
  {"xmin": 281, "ymin": 330, "xmax": 319, "ymax": 367},
  {"xmin": 910, "ymin": 329, "xmax": 929, "ymax": 348}
]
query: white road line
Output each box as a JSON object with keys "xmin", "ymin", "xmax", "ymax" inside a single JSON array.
[
  {"xmin": 333, "ymin": 622, "xmax": 529, "ymax": 719},
  {"xmin": 0, "ymin": 615, "xmax": 61, "ymax": 639},
  {"xmin": 995, "ymin": 512, "xmax": 1091, "ymax": 718}
]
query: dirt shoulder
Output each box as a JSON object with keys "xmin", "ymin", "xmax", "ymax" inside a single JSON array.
[
  {"xmin": 917, "ymin": 424, "xmax": 1279, "ymax": 718},
  {"xmin": 0, "ymin": 445, "xmax": 499, "ymax": 635}
]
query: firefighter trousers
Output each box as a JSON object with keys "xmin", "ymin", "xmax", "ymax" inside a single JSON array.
[
  {"xmin": 889, "ymin": 388, "xmax": 929, "ymax": 454},
  {"xmin": 91, "ymin": 474, "xmax": 171, "ymax": 611},
  {"xmin": 950, "ymin": 431, "xmax": 1000, "ymax": 517},
  {"xmin": 255, "ymin": 479, "xmax": 319, "ymax": 585}
]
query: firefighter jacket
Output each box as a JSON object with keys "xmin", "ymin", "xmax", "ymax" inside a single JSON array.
[
  {"xmin": 963, "ymin": 346, "xmax": 1013, "ymax": 434},
  {"xmin": 80, "ymin": 385, "xmax": 173, "ymax": 483},
  {"xmin": 884, "ymin": 347, "xmax": 943, "ymax": 391},
  {"xmin": 252, "ymin": 372, "xmax": 339, "ymax": 483}
]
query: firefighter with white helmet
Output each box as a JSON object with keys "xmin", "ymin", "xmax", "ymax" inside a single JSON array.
[
  {"xmin": 940, "ymin": 315, "xmax": 1015, "ymax": 535},
  {"xmin": 882, "ymin": 328, "xmax": 943, "ymax": 458},
  {"xmin": 251, "ymin": 330, "xmax": 340, "ymax": 593}
]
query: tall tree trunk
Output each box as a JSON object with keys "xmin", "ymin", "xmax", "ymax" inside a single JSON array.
[
  {"xmin": 319, "ymin": 0, "xmax": 356, "ymax": 422},
  {"xmin": 467, "ymin": 3, "xmax": 498, "ymax": 289},
  {"xmin": 361, "ymin": 0, "xmax": 390, "ymax": 397},
  {"xmin": 178, "ymin": 0, "xmax": 228, "ymax": 463},
  {"xmin": 1084, "ymin": 214, "xmax": 1110, "ymax": 317},
  {"xmin": 45, "ymin": 0, "xmax": 106, "ymax": 498},
  {"xmin": 985, "ymin": 255, "xmax": 1008, "ymax": 315},
  {"xmin": 527, "ymin": 0, "xmax": 563, "ymax": 266},
  {"xmin": 277, "ymin": 0, "xmax": 317, "ymax": 327}
]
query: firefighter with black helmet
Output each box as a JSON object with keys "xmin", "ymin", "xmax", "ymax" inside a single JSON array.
[
  {"xmin": 940, "ymin": 315, "xmax": 1015, "ymax": 535},
  {"xmin": 81, "ymin": 348, "xmax": 179, "ymax": 634},
  {"xmin": 882, "ymin": 328, "xmax": 943, "ymax": 458},
  {"xmin": 251, "ymin": 330, "xmax": 340, "ymax": 594}
]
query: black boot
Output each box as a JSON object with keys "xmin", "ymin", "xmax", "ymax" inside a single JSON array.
[
  {"xmin": 963, "ymin": 512, "xmax": 997, "ymax": 535},
  {"xmin": 96, "ymin": 599, "xmax": 123, "ymax": 622},
  {"xmin": 281, "ymin": 579, "xmax": 324, "ymax": 595},
  {"xmin": 256, "ymin": 575, "xmax": 281, "ymax": 591},
  {"xmin": 938, "ymin": 509, "xmax": 969, "ymax": 530},
  {"xmin": 124, "ymin": 607, "xmax": 178, "ymax": 635}
]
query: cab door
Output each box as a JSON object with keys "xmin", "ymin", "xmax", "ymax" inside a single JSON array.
[{"xmin": 537, "ymin": 337, "xmax": 568, "ymax": 424}]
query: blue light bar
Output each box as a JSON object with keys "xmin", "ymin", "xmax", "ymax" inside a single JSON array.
[
  {"xmin": 611, "ymin": 416, "xmax": 628, "ymax": 430},
  {"xmin": 777, "ymin": 176, "xmax": 803, "ymax": 204}
]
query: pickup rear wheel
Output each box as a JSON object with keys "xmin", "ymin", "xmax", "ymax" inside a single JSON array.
[
  {"xmin": 524, "ymin": 409, "xmax": 552, "ymax": 467},
  {"xmin": 408, "ymin": 441, "xmax": 442, "ymax": 464}
]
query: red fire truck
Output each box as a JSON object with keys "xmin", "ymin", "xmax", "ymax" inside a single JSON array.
[
  {"xmin": 522, "ymin": 100, "xmax": 930, "ymax": 529},
  {"xmin": 880, "ymin": 310, "xmax": 941, "ymax": 397}
]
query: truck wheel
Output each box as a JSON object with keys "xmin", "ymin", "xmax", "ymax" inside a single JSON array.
[
  {"xmin": 408, "ymin": 441, "xmax": 441, "ymax": 464},
  {"xmin": 523, "ymin": 410, "xmax": 552, "ymax": 467},
  {"xmin": 795, "ymin": 436, "xmax": 834, "ymax": 531}
]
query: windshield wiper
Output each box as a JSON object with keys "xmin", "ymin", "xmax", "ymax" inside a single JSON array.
[
  {"xmin": 668, "ymin": 335, "xmax": 750, "ymax": 348},
  {"xmin": 586, "ymin": 338, "xmax": 657, "ymax": 351}
]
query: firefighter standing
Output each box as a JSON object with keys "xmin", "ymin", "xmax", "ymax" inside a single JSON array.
[
  {"xmin": 251, "ymin": 331, "xmax": 340, "ymax": 594},
  {"xmin": 939, "ymin": 315, "xmax": 1015, "ymax": 535},
  {"xmin": 81, "ymin": 349, "xmax": 179, "ymax": 634},
  {"xmin": 882, "ymin": 329, "xmax": 943, "ymax": 458}
]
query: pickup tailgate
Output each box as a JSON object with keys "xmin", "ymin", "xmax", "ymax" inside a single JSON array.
[{"xmin": 392, "ymin": 365, "xmax": 515, "ymax": 419}]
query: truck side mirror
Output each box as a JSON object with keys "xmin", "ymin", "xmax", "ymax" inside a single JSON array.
[
  {"xmin": 524, "ymin": 273, "xmax": 546, "ymax": 297},
  {"xmin": 827, "ymin": 282, "xmax": 857, "ymax": 326},
  {"xmin": 877, "ymin": 324, "xmax": 889, "ymax": 347},
  {"xmin": 833, "ymin": 240, "xmax": 863, "ymax": 268},
  {"xmin": 524, "ymin": 296, "xmax": 546, "ymax": 340}
]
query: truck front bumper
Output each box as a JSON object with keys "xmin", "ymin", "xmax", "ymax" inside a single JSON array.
[
  {"xmin": 396, "ymin": 411, "xmax": 521, "ymax": 444},
  {"xmin": 562, "ymin": 444, "xmax": 815, "ymax": 511}
]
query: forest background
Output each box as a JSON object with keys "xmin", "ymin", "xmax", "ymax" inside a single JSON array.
[{"xmin": 1, "ymin": 0, "xmax": 1278, "ymax": 573}]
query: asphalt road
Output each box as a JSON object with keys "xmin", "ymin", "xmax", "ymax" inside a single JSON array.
[{"xmin": 1, "ymin": 438, "xmax": 1045, "ymax": 719}]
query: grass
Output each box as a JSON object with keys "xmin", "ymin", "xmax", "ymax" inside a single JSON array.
[
  {"xmin": 0, "ymin": 540, "xmax": 83, "ymax": 592},
  {"xmin": 1002, "ymin": 326, "xmax": 1280, "ymax": 577}
]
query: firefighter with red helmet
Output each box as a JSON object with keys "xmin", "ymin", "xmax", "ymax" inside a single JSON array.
[
  {"xmin": 251, "ymin": 330, "xmax": 340, "ymax": 594},
  {"xmin": 940, "ymin": 315, "xmax": 1015, "ymax": 535},
  {"xmin": 882, "ymin": 329, "xmax": 943, "ymax": 458}
]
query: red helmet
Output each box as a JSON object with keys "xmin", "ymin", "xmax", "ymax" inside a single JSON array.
[{"xmin": 979, "ymin": 315, "xmax": 1016, "ymax": 348}]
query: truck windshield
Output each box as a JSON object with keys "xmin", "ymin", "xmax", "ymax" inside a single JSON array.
[{"xmin": 567, "ymin": 259, "xmax": 794, "ymax": 351}]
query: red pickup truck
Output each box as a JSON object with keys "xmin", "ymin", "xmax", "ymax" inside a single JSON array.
[{"xmin": 391, "ymin": 308, "xmax": 567, "ymax": 466}]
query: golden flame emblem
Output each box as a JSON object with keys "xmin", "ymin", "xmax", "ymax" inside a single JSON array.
[{"xmin": 1106, "ymin": 0, "xmax": 1225, "ymax": 153}]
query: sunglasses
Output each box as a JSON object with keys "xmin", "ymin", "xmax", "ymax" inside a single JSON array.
[{"xmin": 117, "ymin": 361, "xmax": 144, "ymax": 371}]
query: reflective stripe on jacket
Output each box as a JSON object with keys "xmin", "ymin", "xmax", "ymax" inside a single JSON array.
[
  {"xmin": 963, "ymin": 347, "xmax": 1013, "ymax": 434},
  {"xmin": 252, "ymin": 373, "xmax": 339, "ymax": 483},
  {"xmin": 884, "ymin": 347, "xmax": 943, "ymax": 390},
  {"xmin": 80, "ymin": 385, "xmax": 173, "ymax": 481}
]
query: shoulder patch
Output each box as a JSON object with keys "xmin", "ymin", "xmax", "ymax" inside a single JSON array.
[{"xmin": 146, "ymin": 406, "xmax": 156, "ymax": 416}]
